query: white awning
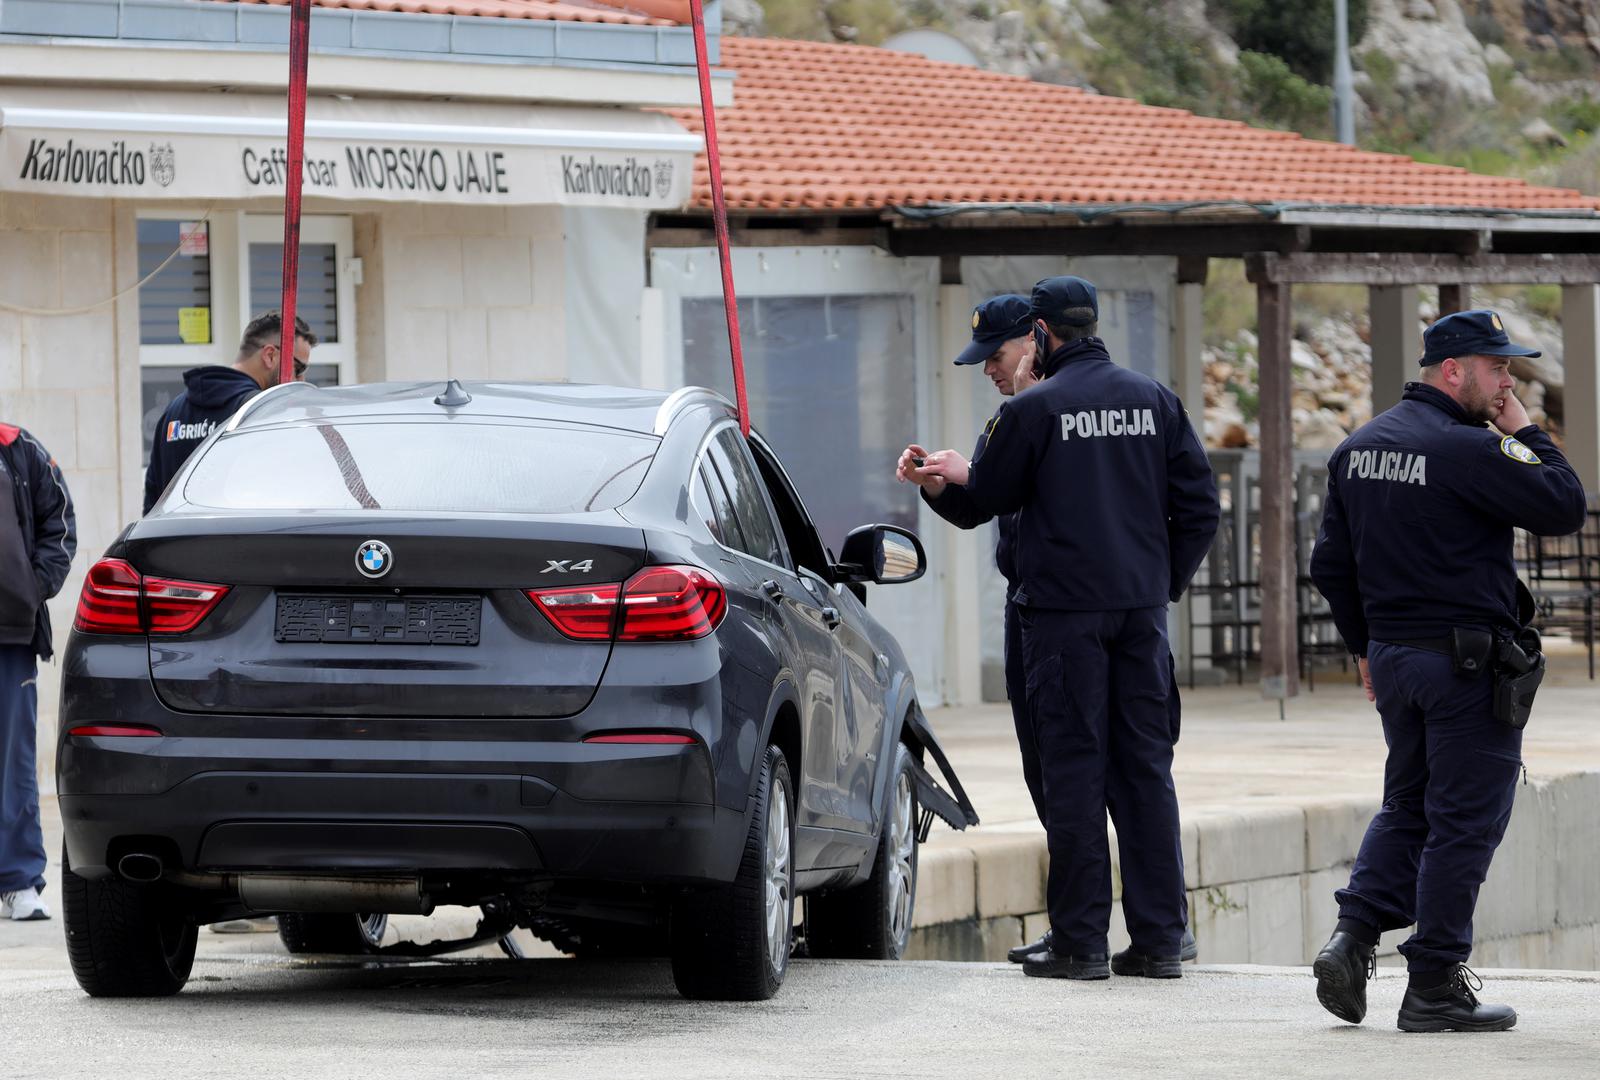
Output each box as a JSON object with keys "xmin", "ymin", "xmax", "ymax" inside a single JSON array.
[{"xmin": 0, "ymin": 88, "xmax": 699, "ymax": 209}]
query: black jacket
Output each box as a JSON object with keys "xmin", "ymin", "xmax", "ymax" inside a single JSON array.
[
  {"xmin": 0, "ymin": 424, "xmax": 77, "ymax": 659},
  {"xmin": 143, "ymin": 366, "xmax": 261, "ymax": 513},
  {"xmin": 1310, "ymin": 382, "xmax": 1589, "ymax": 654},
  {"xmin": 958, "ymin": 338, "xmax": 1220, "ymax": 611},
  {"xmin": 922, "ymin": 405, "xmax": 1019, "ymax": 598}
]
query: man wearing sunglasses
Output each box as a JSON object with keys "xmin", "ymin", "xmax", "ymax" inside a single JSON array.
[{"xmin": 143, "ymin": 311, "xmax": 317, "ymax": 514}]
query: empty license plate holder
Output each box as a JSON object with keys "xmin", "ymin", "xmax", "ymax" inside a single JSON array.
[{"xmin": 275, "ymin": 595, "xmax": 482, "ymax": 646}]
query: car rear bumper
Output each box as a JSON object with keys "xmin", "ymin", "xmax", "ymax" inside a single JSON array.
[{"xmin": 59, "ymin": 740, "xmax": 747, "ymax": 885}]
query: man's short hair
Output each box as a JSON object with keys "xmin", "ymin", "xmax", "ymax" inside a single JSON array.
[
  {"xmin": 1047, "ymin": 308, "xmax": 1098, "ymax": 342},
  {"xmin": 239, "ymin": 311, "xmax": 317, "ymax": 359}
]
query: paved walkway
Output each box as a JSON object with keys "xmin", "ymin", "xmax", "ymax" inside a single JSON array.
[{"xmin": 927, "ymin": 648, "xmax": 1600, "ymax": 843}]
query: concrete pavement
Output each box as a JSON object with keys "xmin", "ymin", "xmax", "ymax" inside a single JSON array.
[{"xmin": 1, "ymin": 945, "xmax": 1596, "ymax": 1079}]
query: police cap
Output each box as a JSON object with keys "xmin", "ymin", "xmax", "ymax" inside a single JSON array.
[
  {"xmin": 1420, "ymin": 309, "xmax": 1541, "ymax": 366},
  {"xmin": 954, "ymin": 294, "xmax": 1033, "ymax": 366},
  {"xmin": 1028, "ymin": 275, "xmax": 1099, "ymax": 327}
]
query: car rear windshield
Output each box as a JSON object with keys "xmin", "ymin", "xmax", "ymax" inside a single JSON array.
[{"xmin": 183, "ymin": 420, "xmax": 657, "ymax": 514}]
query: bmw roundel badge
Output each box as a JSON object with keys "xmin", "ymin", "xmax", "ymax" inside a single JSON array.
[{"xmin": 356, "ymin": 539, "xmax": 393, "ymax": 579}]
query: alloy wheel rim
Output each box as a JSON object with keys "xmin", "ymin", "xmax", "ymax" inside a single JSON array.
[
  {"xmin": 359, "ymin": 913, "xmax": 388, "ymax": 948},
  {"xmin": 887, "ymin": 771, "xmax": 915, "ymax": 948},
  {"xmin": 764, "ymin": 779, "xmax": 792, "ymax": 972}
]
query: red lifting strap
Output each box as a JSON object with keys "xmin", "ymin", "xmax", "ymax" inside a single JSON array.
[
  {"xmin": 278, "ymin": 0, "xmax": 312, "ymax": 386},
  {"xmin": 688, "ymin": 0, "xmax": 750, "ymax": 438}
]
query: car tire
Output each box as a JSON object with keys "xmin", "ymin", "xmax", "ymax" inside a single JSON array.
[
  {"xmin": 805, "ymin": 741, "xmax": 919, "ymax": 960},
  {"xmin": 277, "ymin": 913, "xmax": 388, "ymax": 955},
  {"xmin": 669, "ymin": 743, "xmax": 794, "ymax": 1001},
  {"xmin": 62, "ymin": 845, "xmax": 197, "ymax": 997}
]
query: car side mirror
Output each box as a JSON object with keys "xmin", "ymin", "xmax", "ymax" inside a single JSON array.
[{"xmin": 836, "ymin": 525, "xmax": 926, "ymax": 585}]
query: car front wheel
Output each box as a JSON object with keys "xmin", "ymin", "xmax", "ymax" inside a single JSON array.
[
  {"xmin": 670, "ymin": 743, "xmax": 794, "ymax": 1001},
  {"xmin": 62, "ymin": 845, "xmax": 197, "ymax": 997},
  {"xmin": 805, "ymin": 741, "xmax": 919, "ymax": 959}
]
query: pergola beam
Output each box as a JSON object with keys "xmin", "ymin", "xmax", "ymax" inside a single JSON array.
[{"xmin": 1247, "ymin": 252, "xmax": 1600, "ymax": 285}]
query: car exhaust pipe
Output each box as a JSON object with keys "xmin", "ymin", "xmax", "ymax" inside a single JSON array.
[
  {"xmin": 117, "ymin": 852, "xmax": 166, "ymax": 883},
  {"xmin": 237, "ymin": 875, "xmax": 433, "ymax": 915}
]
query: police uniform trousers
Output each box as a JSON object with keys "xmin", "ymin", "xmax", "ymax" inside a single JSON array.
[
  {"xmin": 1336, "ymin": 642, "xmax": 1522, "ymax": 972},
  {"xmin": 1003, "ymin": 600, "xmax": 1047, "ymax": 826},
  {"xmin": 1021, "ymin": 605, "xmax": 1187, "ymax": 956},
  {"xmin": 0, "ymin": 644, "xmax": 46, "ymax": 896}
]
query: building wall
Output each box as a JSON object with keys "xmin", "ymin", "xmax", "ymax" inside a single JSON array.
[
  {"xmin": 362, "ymin": 203, "xmax": 571, "ymax": 385},
  {"xmin": 1, "ymin": 194, "xmax": 136, "ymax": 784}
]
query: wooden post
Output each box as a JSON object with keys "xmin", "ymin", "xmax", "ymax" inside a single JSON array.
[
  {"xmin": 1256, "ymin": 277, "xmax": 1299, "ymax": 702},
  {"xmin": 1438, "ymin": 283, "xmax": 1469, "ymax": 317},
  {"xmin": 1563, "ymin": 284, "xmax": 1600, "ymax": 494},
  {"xmin": 1369, "ymin": 284, "xmax": 1418, "ymax": 415}
]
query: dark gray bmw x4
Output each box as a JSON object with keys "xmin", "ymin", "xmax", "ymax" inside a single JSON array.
[{"xmin": 58, "ymin": 380, "xmax": 975, "ymax": 1001}]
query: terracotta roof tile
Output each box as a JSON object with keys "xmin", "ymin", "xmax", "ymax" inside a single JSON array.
[
  {"xmin": 215, "ymin": 0, "xmax": 679, "ymax": 27},
  {"xmin": 669, "ymin": 37, "xmax": 1600, "ymax": 213}
]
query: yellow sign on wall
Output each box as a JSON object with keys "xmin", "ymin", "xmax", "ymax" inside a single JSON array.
[{"xmin": 177, "ymin": 306, "xmax": 211, "ymax": 345}]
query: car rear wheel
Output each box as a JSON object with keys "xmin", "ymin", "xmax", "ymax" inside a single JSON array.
[
  {"xmin": 62, "ymin": 845, "xmax": 197, "ymax": 997},
  {"xmin": 805, "ymin": 741, "xmax": 919, "ymax": 959},
  {"xmin": 669, "ymin": 744, "xmax": 794, "ymax": 1001},
  {"xmin": 277, "ymin": 912, "xmax": 389, "ymax": 955}
]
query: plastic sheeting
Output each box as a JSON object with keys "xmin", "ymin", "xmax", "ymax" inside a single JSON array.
[{"xmin": 564, "ymin": 207, "xmax": 650, "ymax": 389}]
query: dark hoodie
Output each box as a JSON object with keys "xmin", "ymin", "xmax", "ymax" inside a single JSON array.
[{"xmin": 143, "ymin": 366, "xmax": 261, "ymax": 513}]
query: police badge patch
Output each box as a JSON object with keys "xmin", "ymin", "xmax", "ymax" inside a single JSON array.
[
  {"xmin": 972, "ymin": 309, "xmax": 982, "ymax": 330},
  {"xmin": 1500, "ymin": 435, "xmax": 1541, "ymax": 464}
]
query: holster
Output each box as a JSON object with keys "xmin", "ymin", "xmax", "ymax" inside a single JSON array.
[{"xmin": 1492, "ymin": 627, "xmax": 1545, "ymax": 731}]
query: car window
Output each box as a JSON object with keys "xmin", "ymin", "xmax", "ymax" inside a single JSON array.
[
  {"xmin": 693, "ymin": 458, "xmax": 746, "ymax": 550},
  {"xmin": 689, "ymin": 462, "xmax": 723, "ymax": 543},
  {"xmin": 749, "ymin": 435, "xmax": 833, "ymax": 579},
  {"xmin": 184, "ymin": 419, "xmax": 656, "ymax": 514},
  {"xmin": 710, "ymin": 429, "xmax": 786, "ymax": 568}
]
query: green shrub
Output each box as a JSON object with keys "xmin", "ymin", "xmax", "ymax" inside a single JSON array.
[
  {"xmin": 1239, "ymin": 50, "xmax": 1333, "ymax": 136},
  {"xmin": 1211, "ymin": 0, "xmax": 1370, "ymax": 83}
]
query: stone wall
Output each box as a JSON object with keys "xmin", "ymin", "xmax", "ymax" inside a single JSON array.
[{"xmin": 908, "ymin": 770, "xmax": 1600, "ymax": 970}]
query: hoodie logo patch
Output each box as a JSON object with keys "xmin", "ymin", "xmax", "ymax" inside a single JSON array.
[{"xmin": 166, "ymin": 419, "xmax": 216, "ymax": 443}]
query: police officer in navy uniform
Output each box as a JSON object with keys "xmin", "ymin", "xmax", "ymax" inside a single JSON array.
[
  {"xmin": 899, "ymin": 295, "xmax": 1044, "ymax": 823},
  {"xmin": 143, "ymin": 311, "xmax": 316, "ymax": 514},
  {"xmin": 921, "ymin": 276, "xmax": 1219, "ymax": 980},
  {"xmin": 1309, "ymin": 310, "xmax": 1587, "ymax": 1032}
]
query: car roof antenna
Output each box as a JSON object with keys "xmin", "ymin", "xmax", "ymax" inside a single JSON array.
[{"xmin": 434, "ymin": 378, "xmax": 472, "ymax": 407}]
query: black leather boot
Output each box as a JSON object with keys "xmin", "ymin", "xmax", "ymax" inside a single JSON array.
[
  {"xmin": 1021, "ymin": 949, "xmax": 1110, "ymax": 980},
  {"xmin": 1312, "ymin": 930, "xmax": 1377, "ymax": 1024},
  {"xmin": 1397, "ymin": 966, "xmax": 1517, "ymax": 1033},
  {"xmin": 1111, "ymin": 928, "xmax": 1198, "ymax": 976},
  {"xmin": 1008, "ymin": 929, "xmax": 1053, "ymax": 964}
]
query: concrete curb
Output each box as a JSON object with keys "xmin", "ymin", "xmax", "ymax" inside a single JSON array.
[{"xmin": 909, "ymin": 770, "xmax": 1600, "ymax": 969}]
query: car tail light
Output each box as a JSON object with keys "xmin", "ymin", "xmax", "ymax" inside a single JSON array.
[
  {"xmin": 526, "ymin": 583, "xmax": 621, "ymax": 641},
  {"xmin": 74, "ymin": 559, "xmax": 143, "ymax": 634},
  {"xmin": 617, "ymin": 566, "xmax": 726, "ymax": 641},
  {"xmin": 583, "ymin": 733, "xmax": 696, "ymax": 745},
  {"xmin": 143, "ymin": 575, "xmax": 230, "ymax": 634},
  {"xmin": 68, "ymin": 724, "xmax": 162, "ymax": 738},
  {"xmin": 528, "ymin": 565, "xmax": 725, "ymax": 642},
  {"xmin": 73, "ymin": 558, "xmax": 229, "ymax": 636}
]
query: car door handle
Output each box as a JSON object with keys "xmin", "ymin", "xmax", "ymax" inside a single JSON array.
[
  {"xmin": 761, "ymin": 579, "xmax": 784, "ymax": 601},
  {"xmin": 822, "ymin": 607, "xmax": 841, "ymax": 629}
]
